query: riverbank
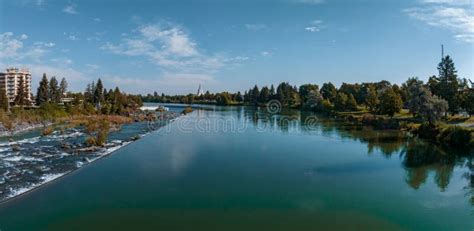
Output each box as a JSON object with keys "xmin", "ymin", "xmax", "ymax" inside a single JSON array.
[{"xmin": 0, "ymin": 109, "xmax": 180, "ymax": 203}]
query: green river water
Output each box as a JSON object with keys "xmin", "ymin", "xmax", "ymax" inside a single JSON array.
[{"xmin": 0, "ymin": 105, "xmax": 472, "ymax": 230}]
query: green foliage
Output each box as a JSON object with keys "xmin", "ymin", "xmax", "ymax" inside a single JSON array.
[
  {"xmin": 85, "ymin": 118, "xmax": 110, "ymax": 147},
  {"xmin": 258, "ymin": 86, "xmax": 271, "ymax": 103},
  {"xmin": 36, "ymin": 73, "xmax": 49, "ymax": 105},
  {"xmin": 437, "ymin": 126, "xmax": 471, "ymax": 148},
  {"xmin": 216, "ymin": 92, "xmax": 232, "ymax": 105},
  {"xmin": 299, "ymin": 84, "xmax": 319, "ymax": 105},
  {"xmin": 320, "ymin": 82, "xmax": 337, "ymax": 102},
  {"xmin": 93, "ymin": 78, "xmax": 105, "ymax": 107},
  {"xmin": 38, "ymin": 103, "xmax": 68, "ymax": 122},
  {"xmin": 339, "ymin": 83, "xmax": 361, "ymax": 104},
  {"xmin": 48, "ymin": 76, "xmax": 61, "ymax": 104},
  {"xmin": 334, "ymin": 92, "xmax": 348, "ymax": 111},
  {"xmin": 275, "ymin": 82, "xmax": 300, "ymax": 108},
  {"xmin": 405, "ymin": 79, "xmax": 448, "ymax": 123},
  {"xmin": 421, "ymin": 95, "xmax": 448, "ymax": 124},
  {"xmin": 316, "ymin": 99, "xmax": 333, "ymax": 113},
  {"xmin": 302, "ymin": 90, "xmax": 323, "ymax": 110},
  {"xmin": 414, "ymin": 123, "xmax": 472, "ymax": 149},
  {"xmin": 429, "ymin": 56, "xmax": 462, "ymax": 115},
  {"xmin": 461, "ymin": 85, "xmax": 474, "ymax": 116},
  {"xmin": 328, "ymin": 91, "xmax": 357, "ymax": 112},
  {"xmin": 59, "ymin": 78, "xmax": 68, "ymax": 96},
  {"xmin": 0, "ymin": 89, "xmax": 8, "ymax": 111},
  {"xmin": 365, "ymin": 87, "xmax": 379, "ymax": 113},
  {"xmin": 346, "ymin": 94, "xmax": 358, "ymax": 111},
  {"xmin": 377, "ymin": 88, "xmax": 402, "ymax": 117}
]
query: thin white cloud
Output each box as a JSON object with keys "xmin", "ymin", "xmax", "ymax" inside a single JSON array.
[
  {"xmin": 85, "ymin": 64, "xmax": 100, "ymax": 70},
  {"xmin": 261, "ymin": 51, "xmax": 271, "ymax": 57},
  {"xmin": 50, "ymin": 57, "xmax": 72, "ymax": 65},
  {"xmin": 404, "ymin": 3, "xmax": 474, "ymax": 43},
  {"xmin": 0, "ymin": 32, "xmax": 55, "ymax": 61},
  {"xmin": 102, "ymin": 21, "xmax": 236, "ymax": 73},
  {"xmin": 292, "ymin": 0, "xmax": 325, "ymax": 4},
  {"xmin": 421, "ymin": 0, "xmax": 472, "ymax": 5},
  {"xmin": 64, "ymin": 32, "xmax": 80, "ymax": 41},
  {"xmin": 93, "ymin": 17, "xmax": 101, "ymax": 22},
  {"xmin": 63, "ymin": 3, "xmax": 78, "ymax": 14},
  {"xmin": 0, "ymin": 32, "xmax": 23, "ymax": 59},
  {"xmin": 305, "ymin": 19, "xmax": 325, "ymax": 32},
  {"xmin": 245, "ymin": 24, "xmax": 267, "ymax": 31}
]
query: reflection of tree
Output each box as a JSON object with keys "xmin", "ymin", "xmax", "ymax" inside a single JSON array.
[
  {"xmin": 406, "ymin": 166, "xmax": 429, "ymax": 189},
  {"xmin": 401, "ymin": 141, "xmax": 459, "ymax": 191},
  {"xmin": 239, "ymin": 106, "xmax": 472, "ymax": 200}
]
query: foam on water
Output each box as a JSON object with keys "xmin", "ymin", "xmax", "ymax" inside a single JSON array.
[
  {"xmin": 5, "ymin": 171, "xmax": 70, "ymax": 200},
  {"xmin": 3, "ymin": 156, "xmax": 44, "ymax": 162}
]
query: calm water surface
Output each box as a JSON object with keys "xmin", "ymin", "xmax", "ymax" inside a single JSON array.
[{"xmin": 0, "ymin": 106, "xmax": 472, "ymax": 230}]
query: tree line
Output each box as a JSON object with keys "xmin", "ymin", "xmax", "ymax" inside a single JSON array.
[
  {"xmin": 0, "ymin": 74, "xmax": 143, "ymax": 117},
  {"xmin": 142, "ymin": 56, "xmax": 473, "ymax": 122}
]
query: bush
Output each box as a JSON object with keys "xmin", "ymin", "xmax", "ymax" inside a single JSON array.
[
  {"xmin": 316, "ymin": 99, "xmax": 333, "ymax": 113},
  {"xmin": 437, "ymin": 126, "xmax": 471, "ymax": 148},
  {"xmin": 85, "ymin": 118, "xmax": 110, "ymax": 147},
  {"xmin": 42, "ymin": 126, "xmax": 54, "ymax": 136},
  {"xmin": 182, "ymin": 107, "xmax": 193, "ymax": 114},
  {"xmin": 413, "ymin": 123, "xmax": 472, "ymax": 149},
  {"xmin": 415, "ymin": 122, "xmax": 439, "ymax": 141}
]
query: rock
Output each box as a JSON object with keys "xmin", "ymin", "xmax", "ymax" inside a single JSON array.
[
  {"xmin": 11, "ymin": 144, "xmax": 20, "ymax": 152},
  {"xmin": 61, "ymin": 142, "xmax": 72, "ymax": 150}
]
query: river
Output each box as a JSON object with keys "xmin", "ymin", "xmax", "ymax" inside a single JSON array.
[{"xmin": 0, "ymin": 105, "xmax": 472, "ymax": 230}]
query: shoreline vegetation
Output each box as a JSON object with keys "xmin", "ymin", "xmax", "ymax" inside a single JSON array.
[
  {"xmin": 0, "ymin": 75, "xmax": 180, "ymax": 203},
  {"xmin": 141, "ymin": 55, "xmax": 473, "ymax": 151},
  {"xmin": 0, "ymin": 76, "xmax": 157, "ymax": 145}
]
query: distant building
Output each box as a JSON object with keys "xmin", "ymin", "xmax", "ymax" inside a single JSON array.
[
  {"xmin": 197, "ymin": 84, "xmax": 204, "ymax": 96},
  {"xmin": 0, "ymin": 68, "xmax": 32, "ymax": 103}
]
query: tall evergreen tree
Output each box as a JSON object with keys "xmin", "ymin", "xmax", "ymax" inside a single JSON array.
[
  {"xmin": 59, "ymin": 78, "xmax": 68, "ymax": 96},
  {"xmin": 258, "ymin": 86, "xmax": 270, "ymax": 103},
  {"xmin": 94, "ymin": 78, "xmax": 105, "ymax": 106},
  {"xmin": 250, "ymin": 85, "xmax": 260, "ymax": 105},
  {"xmin": 269, "ymin": 85, "xmax": 275, "ymax": 99},
  {"xmin": 430, "ymin": 55, "xmax": 461, "ymax": 114},
  {"xmin": 49, "ymin": 77, "xmax": 60, "ymax": 103},
  {"xmin": 36, "ymin": 73, "xmax": 49, "ymax": 105}
]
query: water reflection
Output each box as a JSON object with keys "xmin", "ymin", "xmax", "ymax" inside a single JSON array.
[{"xmin": 222, "ymin": 106, "xmax": 473, "ymax": 205}]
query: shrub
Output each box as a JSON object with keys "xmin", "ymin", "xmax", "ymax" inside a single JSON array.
[
  {"xmin": 316, "ymin": 99, "xmax": 333, "ymax": 113},
  {"xmin": 182, "ymin": 107, "xmax": 193, "ymax": 114},
  {"xmin": 415, "ymin": 122, "xmax": 439, "ymax": 141},
  {"xmin": 437, "ymin": 126, "xmax": 471, "ymax": 148},
  {"xmin": 42, "ymin": 126, "xmax": 54, "ymax": 136}
]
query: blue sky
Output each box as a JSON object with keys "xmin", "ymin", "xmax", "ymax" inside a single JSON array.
[{"xmin": 0, "ymin": 0, "xmax": 473, "ymax": 94}]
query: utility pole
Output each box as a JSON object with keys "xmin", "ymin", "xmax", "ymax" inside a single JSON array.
[{"xmin": 441, "ymin": 44, "xmax": 444, "ymax": 59}]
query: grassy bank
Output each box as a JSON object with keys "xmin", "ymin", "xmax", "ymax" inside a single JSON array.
[{"xmin": 332, "ymin": 109, "xmax": 474, "ymax": 150}]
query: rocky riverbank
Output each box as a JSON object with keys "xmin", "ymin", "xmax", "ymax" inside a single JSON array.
[{"xmin": 0, "ymin": 110, "xmax": 179, "ymax": 203}]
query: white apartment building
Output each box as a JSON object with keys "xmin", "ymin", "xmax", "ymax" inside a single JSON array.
[{"xmin": 0, "ymin": 68, "xmax": 32, "ymax": 103}]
